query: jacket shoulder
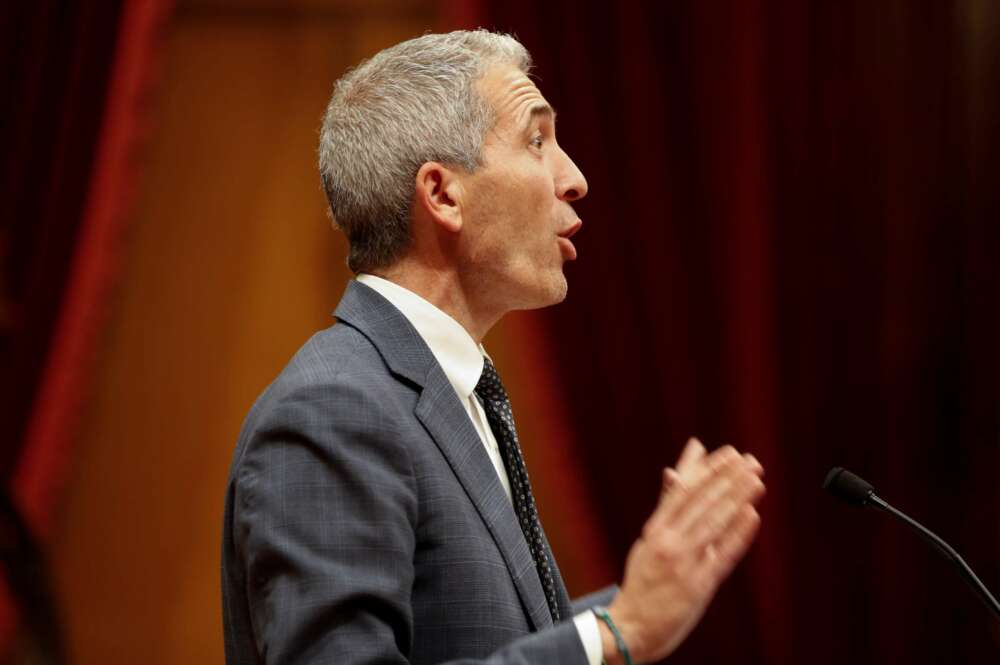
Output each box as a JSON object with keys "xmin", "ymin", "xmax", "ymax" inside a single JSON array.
[{"xmin": 231, "ymin": 321, "xmax": 416, "ymax": 471}]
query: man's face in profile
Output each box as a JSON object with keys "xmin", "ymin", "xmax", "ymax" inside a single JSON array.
[{"xmin": 455, "ymin": 64, "xmax": 588, "ymax": 314}]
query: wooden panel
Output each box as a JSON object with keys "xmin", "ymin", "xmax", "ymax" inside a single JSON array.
[{"xmin": 48, "ymin": 4, "xmax": 435, "ymax": 663}]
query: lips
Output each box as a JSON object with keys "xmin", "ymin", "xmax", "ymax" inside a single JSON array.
[
  {"xmin": 557, "ymin": 219, "xmax": 582, "ymax": 261},
  {"xmin": 558, "ymin": 219, "xmax": 583, "ymax": 240}
]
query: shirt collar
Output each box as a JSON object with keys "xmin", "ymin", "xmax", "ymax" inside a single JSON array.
[{"xmin": 356, "ymin": 274, "xmax": 485, "ymax": 399}]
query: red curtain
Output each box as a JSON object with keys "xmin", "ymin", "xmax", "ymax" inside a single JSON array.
[
  {"xmin": 0, "ymin": 2, "xmax": 125, "ymax": 481},
  {"xmin": 1, "ymin": 0, "xmax": 171, "ymax": 534},
  {"xmin": 470, "ymin": 1, "xmax": 1000, "ymax": 662},
  {"xmin": 0, "ymin": 1, "xmax": 171, "ymax": 656}
]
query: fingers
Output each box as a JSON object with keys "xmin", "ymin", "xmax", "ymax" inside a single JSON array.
[
  {"xmin": 646, "ymin": 468, "xmax": 687, "ymax": 535},
  {"xmin": 676, "ymin": 437, "xmax": 706, "ymax": 476},
  {"xmin": 706, "ymin": 504, "xmax": 762, "ymax": 579},
  {"xmin": 649, "ymin": 441, "xmax": 765, "ymax": 538},
  {"xmin": 683, "ymin": 470, "xmax": 764, "ymax": 548},
  {"xmin": 672, "ymin": 453, "xmax": 748, "ymax": 535},
  {"xmin": 661, "ymin": 445, "xmax": 742, "ymax": 523},
  {"xmin": 658, "ymin": 437, "xmax": 706, "ymax": 505},
  {"xmin": 743, "ymin": 453, "xmax": 764, "ymax": 477},
  {"xmin": 661, "ymin": 467, "xmax": 683, "ymax": 494},
  {"xmin": 655, "ymin": 437, "xmax": 707, "ymax": 516},
  {"xmin": 666, "ymin": 445, "xmax": 764, "ymax": 540},
  {"xmin": 669, "ymin": 442, "xmax": 761, "ymax": 498}
]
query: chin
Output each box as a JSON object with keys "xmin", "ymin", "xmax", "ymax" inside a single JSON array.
[
  {"xmin": 548, "ymin": 278, "xmax": 569, "ymax": 304},
  {"xmin": 518, "ymin": 273, "xmax": 568, "ymax": 310}
]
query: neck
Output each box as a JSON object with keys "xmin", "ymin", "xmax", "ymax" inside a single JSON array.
[{"xmin": 373, "ymin": 259, "xmax": 502, "ymax": 343}]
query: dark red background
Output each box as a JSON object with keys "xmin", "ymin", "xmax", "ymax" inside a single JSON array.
[{"xmin": 480, "ymin": 1, "xmax": 999, "ymax": 662}]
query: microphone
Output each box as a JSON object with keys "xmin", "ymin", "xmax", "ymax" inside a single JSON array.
[
  {"xmin": 824, "ymin": 467, "xmax": 1000, "ymax": 619},
  {"xmin": 823, "ymin": 467, "xmax": 874, "ymax": 506}
]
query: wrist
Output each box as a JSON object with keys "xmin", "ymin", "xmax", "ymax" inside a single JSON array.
[
  {"xmin": 594, "ymin": 606, "xmax": 635, "ymax": 665},
  {"xmin": 598, "ymin": 620, "xmax": 625, "ymax": 665}
]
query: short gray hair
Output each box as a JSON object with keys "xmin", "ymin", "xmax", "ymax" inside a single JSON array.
[{"xmin": 318, "ymin": 30, "xmax": 532, "ymax": 273}]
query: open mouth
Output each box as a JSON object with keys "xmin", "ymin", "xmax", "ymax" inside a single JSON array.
[{"xmin": 557, "ymin": 219, "xmax": 582, "ymax": 260}]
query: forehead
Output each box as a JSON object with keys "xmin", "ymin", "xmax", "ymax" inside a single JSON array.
[{"xmin": 478, "ymin": 64, "xmax": 550, "ymax": 128}]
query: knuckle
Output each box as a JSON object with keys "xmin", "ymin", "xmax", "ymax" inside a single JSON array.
[
  {"xmin": 652, "ymin": 532, "xmax": 682, "ymax": 561},
  {"xmin": 641, "ymin": 521, "xmax": 658, "ymax": 541},
  {"xmin": 744, "ymin": 476, "xmax": 766, "ymax": 501},
  {"xmin": 661, "ymin": 467, "xmax": 677, "ymax": 488},
  {"xmin": 710, "ymin": 446, "xmax": 740, "ymax": 471}
]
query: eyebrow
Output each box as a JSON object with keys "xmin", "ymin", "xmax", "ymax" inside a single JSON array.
[
  {"xmin": 528, "ymin": 103, "xmax": 556, "ymax": 120},
  {"xmin": 528, "ymin": 103, "xmax": 557, "ymax": 123},
  {"xmin": 520, "ymin": 103, "xmax": 556, "ymax": 135}
]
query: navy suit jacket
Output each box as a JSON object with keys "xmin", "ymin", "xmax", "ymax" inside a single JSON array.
[{"xmin": 222, "ymin": 281, "xmax": 615, "ymax": 664}]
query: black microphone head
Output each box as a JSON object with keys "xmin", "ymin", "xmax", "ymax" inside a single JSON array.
[{"xmin": 824, "ymin": 467, "xmax": 875, "ymax": 506}]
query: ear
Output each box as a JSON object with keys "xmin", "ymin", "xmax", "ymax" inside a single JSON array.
[{"xmin": 413, "ymin": 161, "xmax": 464, "ymax": 233}]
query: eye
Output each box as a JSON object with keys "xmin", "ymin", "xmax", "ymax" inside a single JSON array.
[{"xmin": 529, "ymin": 134, "xmax": 544, "ymax": 149}]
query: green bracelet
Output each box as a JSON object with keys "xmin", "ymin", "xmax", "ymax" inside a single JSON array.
[{"xmin": 593, "ymin": 605, "xmax": 633, "ymax": 665}]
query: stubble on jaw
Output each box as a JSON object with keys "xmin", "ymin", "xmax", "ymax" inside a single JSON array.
[{"xmin": 457, "ymin": 177, "xmax": 570, "ymax": 316}]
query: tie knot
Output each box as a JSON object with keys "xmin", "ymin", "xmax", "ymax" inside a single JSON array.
[{"xmin": 475, "ymin": 357, "xmax": 509, "ymax": 404}]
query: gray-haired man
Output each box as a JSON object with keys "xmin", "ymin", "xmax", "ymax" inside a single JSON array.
[{"xmin": 222, "ymin": 30, "xmax": 765, "ymax": 665}]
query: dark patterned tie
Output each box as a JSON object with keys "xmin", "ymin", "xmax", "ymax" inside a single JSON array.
[{"xmin": 475, "ymin": 357, "xmax": 561, "ymax": 622}]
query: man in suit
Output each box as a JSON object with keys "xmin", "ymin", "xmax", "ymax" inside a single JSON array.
[{"xmin": 222, "ymin": 30, "xmax": 765, "ymax": 665}]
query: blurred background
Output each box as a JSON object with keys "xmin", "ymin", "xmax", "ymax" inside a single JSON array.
[{"xmin": 1, "ymin": 0, "xmax": 998, "ymax": 663}]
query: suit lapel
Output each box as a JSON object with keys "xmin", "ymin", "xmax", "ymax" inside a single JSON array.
[
  {"xmin": 414, "ymin": 364, "xmax": 553, "ymax": 631},
  {"xmin": 334, "ymin": 281, "xmax": 553, "ymax": 631}
]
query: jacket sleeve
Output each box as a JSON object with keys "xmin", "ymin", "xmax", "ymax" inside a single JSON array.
[
  {"xmin": 571, "ymin": 586, "xmax": 620, "ymax": 616},
  {"xmin": 232, "ymin": 376, "xmax": 590, "ymax": 665}
]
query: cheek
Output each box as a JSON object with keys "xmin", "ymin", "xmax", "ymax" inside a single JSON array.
[
  {"xmin": 509, "ymin": 172, "xmax": 554, "ymax": 230},
  {"xmin": 466, "ymin": 166, "xmax": 554, "ymax": 258}
]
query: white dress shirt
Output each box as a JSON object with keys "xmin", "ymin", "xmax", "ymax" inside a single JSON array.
[{"xmin": 355, "ymin": 274, "xmax": 602, "ymax": 665}]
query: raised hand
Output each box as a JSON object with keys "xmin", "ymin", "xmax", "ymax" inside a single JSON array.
[{"xmin": 602, "ymin": 441, "xmax": 765, "ymax": 664}]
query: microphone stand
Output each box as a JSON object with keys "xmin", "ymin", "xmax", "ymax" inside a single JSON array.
[{"xmin": 867, "ymin": 494, "xmax": 1000, "ymax": 619}]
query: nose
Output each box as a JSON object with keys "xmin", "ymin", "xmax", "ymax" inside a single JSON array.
[{"xmin": 555, "ymin": 145, "xmax": 588, "ymax": 202}]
